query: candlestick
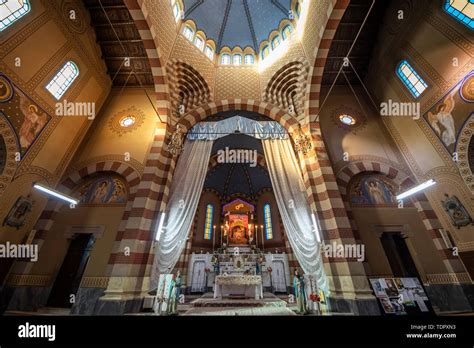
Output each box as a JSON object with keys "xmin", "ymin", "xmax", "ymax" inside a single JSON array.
[
  {"xmin": 255, "ymin": 225, "xmax": 258, "ymax": 249},
  {"xmin": 220, "ymin": 225, "xmax": 223, "ymax": 246},
  {"xmin": 213, "ymin": 225, "xmax": 216, "ymax": 251}
]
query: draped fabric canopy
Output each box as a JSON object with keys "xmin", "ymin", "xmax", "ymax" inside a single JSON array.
[
  {"xmin": 262, "ymin": 138, "xmax": 328, "ymax": 292},
  {"xmin": 187, "ymin": 116, "xmax": 288, "ymax": 141},
  {"xmin": 151, "ymin": 140, "xmax": 213, "ymax": 289},
  {"xmin": 152, "ymin": 116, "xmax": 327, "ymax": 293}
]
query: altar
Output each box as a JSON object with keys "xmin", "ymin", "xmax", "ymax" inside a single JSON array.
[{"xmin": 214, "ymin": 275, "xmax": 263, "ymax": 300}]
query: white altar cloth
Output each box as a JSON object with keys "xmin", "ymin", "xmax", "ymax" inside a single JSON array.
[{"xmin": 214, "ymin": 275, "xmax": 263, "ymax": 300}]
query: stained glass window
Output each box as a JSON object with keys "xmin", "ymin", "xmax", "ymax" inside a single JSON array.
[
  {"xmin": 205, "ymin": 45, "xmax": 214, "ymax": 60},
  {"xmin": 221, "ymin": 53, "xmax": 231, "ymax": 65},
  {"xmin": 183, "ymin": 26, "xmax": 194, "ymax": 41},
  {"xmin": 261, "ymin": 46, "xmax": 270, "ymax": 60},
  {"xmin": 444, "ymin": 0, "xmax": 474, "ymax": 29},
  {"xmin": 173, "ymin": 3, "xmax": 180, "ymax": 22},
  {"xmin": 204, "ymin": 204, "xmax": 213, "ymax": 240},
  {"xmin": 244, "ymin": 54, "xmax": 254, "ymax": 65},
  {"xmin": 271, "ymin": 35, "xmax": 281, "ymax": 49},
  {"xmin": 0, "ymin": 0, "xmax": 30, "ymax": 32},
  {"xmin": 396, "ymin": 60, "xmax": 428, "ymax": 98},
  {"xmin": 194, "ymin": 36, "xmax": 204, "ymax": 50},
  {"xmin": 233, "ymin": 54, "xmax": 242, "ymax": 65},
  {"xmin": 264, "ymin": 203, "xmax": 273, "ymax": 240},
  {"xmin": 45, "ymin": 61, "xmax": 79, "ymax": 100},
  {"xmin": 282, "ymin": 25, "xmax": 293, "ymax": 40}
]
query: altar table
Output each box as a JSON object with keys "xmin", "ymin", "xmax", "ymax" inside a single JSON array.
[{"xmin": 214, "ymin": 275, "xmax": 263, "ymax": 300}]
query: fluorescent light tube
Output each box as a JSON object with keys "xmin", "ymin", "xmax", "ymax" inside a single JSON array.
[
  {"xmin": 311, "ymin": 213, "xmax": 321, "ymax": 243},
  {"xmin": 155, "ymin": 212, "xmax": 166, "ymax": 241},
  {"xmin": 33, "ymin": 183, "xmax": 78, "ymax": 205},
  {"xmin": 396, "ymin": 179, "xmax": 436, "ymax": 200}
]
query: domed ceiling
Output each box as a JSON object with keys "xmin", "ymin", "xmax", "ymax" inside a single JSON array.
[
  {"xmin": 182, "ymin": 0, "xmax": 293, "ymax": 51},
  {"xmin": 204, "ymin": 134, "xmax": 271, "ymax": 198}
]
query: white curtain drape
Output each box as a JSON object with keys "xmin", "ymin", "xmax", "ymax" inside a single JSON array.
[
  {"xmin": 151, "ymin": 139, "xmax": 213, "ymax": 289},
  {"xmin": 187, "ymin": 116, "xmax": 288, "ymax": 141},
  {"xmin": 262, "ymin": 138, "xmax": 327, "ymax": 292}
]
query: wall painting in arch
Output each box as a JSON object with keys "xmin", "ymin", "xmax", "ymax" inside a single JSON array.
[
  {"xmin": 0, "ymin": 74, "xmax": 51, "ymax": 155},
  {"xmin": 75, "ymin": 175, "xmax": 128, "ymax": 205},
  {"xmin": 424, "ymin": 71, "xmax": 474, "ymax": 154},
  {"xmin": 350, "ymin": 175, "xmax": 397, "ymax": 205}
]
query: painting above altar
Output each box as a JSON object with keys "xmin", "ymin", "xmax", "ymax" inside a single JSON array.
[
  {"xmin": 223, "ymin": 199, "xmax": 255, "ymax": 245},
  {"xmin": 228, "ymin": 214, "xmax": 249, "ymax": 244}
]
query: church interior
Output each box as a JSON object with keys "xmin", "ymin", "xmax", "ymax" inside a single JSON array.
[{"xmin": 0, "ymin": 0, "xmax": 473, "ymax": 318}]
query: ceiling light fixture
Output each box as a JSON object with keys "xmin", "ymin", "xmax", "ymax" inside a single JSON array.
[
  {"xmin": 396, "ymin": 179, "xmax": 436, "ymax": 201},
  {"xmin": 33, "ymin": 183, "xmax": 78, "ymax": 205}
]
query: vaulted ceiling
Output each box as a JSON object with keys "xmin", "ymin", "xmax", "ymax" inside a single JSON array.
[
  {"xmin": 83, "ymin": 0, "xmax": 154, "ymax": 87},
  {"xmin": 321, "ymin": 0, "xmax": 391, "ymax": 88},
  {"xmin": 182, "ymin": 0, "xmax": 293, "ymax": 51}
]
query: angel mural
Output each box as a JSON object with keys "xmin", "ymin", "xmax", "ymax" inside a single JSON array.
[
  {"xmin": 427, "ymin": 90, "xmax": 456, "ymax": 148},
  {"xmin": 0, "ymin": 75, "xmax": 51, "ymax": 155},
  {"xmin": 424, "ymin": 72, "xmax": 474, "ymax": 154},
  {"xmin": 77, "ymin": 175, "xmax": 127, "ymax": 204},
  {"xmin": 350, "ymin": 176, "xmax": 396, "ymax": 205}
]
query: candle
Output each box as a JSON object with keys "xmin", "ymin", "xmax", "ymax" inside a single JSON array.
[
  {"xmin": 220, "ymin": 225, "xmax": 223, "ymax": 246},
  {"xmin": 255, "ymin": 225, "xmax": 258, "ymax": 248},
  {"xmin": 213, "ymin": 225, "xmax": 216, "ymax": 251},
  {"xmin": 261, "ymin": 225, "xmax": 264, "ymax": 251}
]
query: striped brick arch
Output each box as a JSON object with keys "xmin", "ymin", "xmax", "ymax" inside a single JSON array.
[
  {"xmin": 123, "ymin": 0, "xmax": 171, "ymax": 121},
  {"xmin": 14, "ymin": 161, "xmax": 141, "ymax": 275},
  {"xmin": 177, "ymin": 99, "xmax": 300, "ymax": 133},
  {"xmin": 263, "ymin": 58, "xmax": 310, "ymax": 120},
  {"xmin": 336, "ymin": 160, "xmax": 465, "ymax": 276},
  {"xmin": 306, "ymin": 0, "xmax": 350, "ymax": 121},
  {"xmin": 166, "ymin": 59, "xmax": 212, "ymax": 119}
]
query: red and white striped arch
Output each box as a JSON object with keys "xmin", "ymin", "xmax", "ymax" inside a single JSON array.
[{"xmin": 336, "ymin": 160, "xmax": 466, "ymax": 275}]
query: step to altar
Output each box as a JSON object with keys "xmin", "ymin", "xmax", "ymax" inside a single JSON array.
[{"xmin": 190, "ymin": 292, "xmax": 287, "ymax": 308}]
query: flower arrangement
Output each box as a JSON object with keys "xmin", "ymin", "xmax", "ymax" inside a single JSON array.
[
  {"xmin": 309, "ymin": 293, "xmax": 320, "ymax": 302},
  {"xmin": 267, "ymin": 266, "xmax": 272, "ymax": 273},
  {"xmin": 204, "ymin": 268, "xmax": 210, "ymax": 273}
]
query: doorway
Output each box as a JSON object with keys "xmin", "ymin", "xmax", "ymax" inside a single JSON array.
[
  {"xmin": 190, "ymin": 260, "xmax": 206, "ymax": 293},
  {"xmin": 380, "ymin": 232, "xmax": 419, "ymax": 278},
  {"xmin": 47, "ymin": 234, "xmax": 94, "ymax": 308},
  {"xmin": 271, "ymin": 260, "xmax": 287, "ymax": 293}
]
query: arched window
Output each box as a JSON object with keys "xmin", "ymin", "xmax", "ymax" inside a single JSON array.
[
  {"xmin": 183, "ymin": 25, "xmax": 194, "ymax": 41},
  {"xmin": 295, "ymin": 1, "xmax": 301, "ymax": 17},
  {"xmin": 205, "ymin": 45, "xmax": 214, "ymax": 60},
  {"xmin": 194, "ymin": 36, "xmax": 204, "ymax": 50},
  {"xmin": 221, "ymin": 53, "xmax": 231, "ymax": 65},
  {"xmin": 264, "ymin": 204, "xmax": 273, "ymax": 240},
  {"xmin": 244, "ymin": 54, "xmax": 254, "ymax": 65},
  {"xmin": 396, "ymin": 60, "xmax": 428, "ymax": 98},
  {"xmin": 46, "ymin": 61, "xmax": 79, "ymax": 100},
  {"xmin": 233, "ymin": 54, "xmax": 242, "ymax": 65},
  {"xmin": 282, "ymin": 25, "xmax": 293, "ymax": 40},
  {"xmin": 261, "ymin": 46, "xmax": 270, "ymax": 60},
  {"xmin": 172, "ymin": 3, "xmax": 181, "ymax": 22},
  {"xmin": 0, "ymin": 0, "xmax": 31, "ymax": 32},
  {"xmin": 443, "ymin": 0, "xmax": 473, "ymax": 29},
  {"xmin": 271, "ymin": 35, "xmax": 281, "ymax": 49},
  {"xmin": 204, "ymin": 204, "xmax": 213, "ymax": 240}
]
